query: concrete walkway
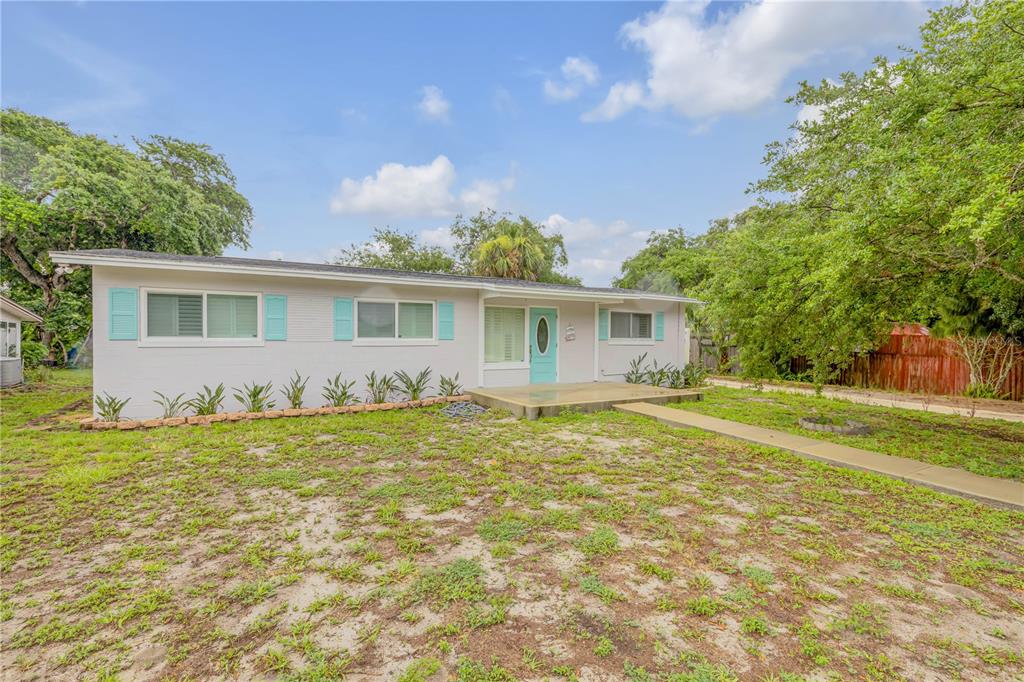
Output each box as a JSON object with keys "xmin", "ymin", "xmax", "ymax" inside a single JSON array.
[
  {"xmin": 708, "ymin": 377, "xmax": 1024, "ymax": 423},
  {"xmin": 615, "ymin": 402, "xmax": 1024, "ymax": 510}
]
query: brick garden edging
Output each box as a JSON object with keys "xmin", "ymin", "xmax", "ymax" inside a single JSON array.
[{"xmin": 80, "ymin": 395, "xmax": 473, "ymax": 431}]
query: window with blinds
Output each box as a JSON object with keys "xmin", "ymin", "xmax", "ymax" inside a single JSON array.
[
  {"xmin": 357, "ymin": 300, "xmax": 434, "ymax": 340},
  {"xmin": 145, "ymin": 291, "xmax": 258, "ymax": 341},
  {"xmin": 398, "ymin": 302, "xmax": 433, "ymax": 339},
  {"xmin": 484, "ymin": 307, "xmax": 525, "ymax": 363},
  {"xmin": 147, "ymin": 293, "xmax": 203, "ymax": 337},
  {"xmin": 207, "ymin": 294, "xmax": 258, "ymax": 338},
  {"xmin": 609, "ymin": 311, "xmax": 652, "ymax": 339}
]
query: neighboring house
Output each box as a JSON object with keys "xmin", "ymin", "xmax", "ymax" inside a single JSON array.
[
  {"xmin": 0, "ymin": 295, "xmax": 43, "ymax": 387},
  {"xmin": 49, "ymin": 249, "xmax": 699, "ymax": 419}
]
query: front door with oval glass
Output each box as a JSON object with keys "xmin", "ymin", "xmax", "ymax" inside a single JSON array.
[{"xmin": 529, "ymin": 307, "xmax": 557, "ymax": 384}]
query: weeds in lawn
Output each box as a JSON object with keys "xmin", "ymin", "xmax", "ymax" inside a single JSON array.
[
  {"xmin": 576, "ymin": 525, "xmax": 619, "ymax": 558},
  {"xmin": 4, "ymin": 371, "xmax": 1023, "ymax": 681}
]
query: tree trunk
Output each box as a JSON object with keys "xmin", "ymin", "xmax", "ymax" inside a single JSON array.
[{"xmin": 0, "ymin": 235, "xmax": 65, "ymax": 361}]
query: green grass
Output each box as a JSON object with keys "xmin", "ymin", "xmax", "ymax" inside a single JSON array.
[
  {"xmin": 674, "ymin": 386, "xmax": 1024, "ymax": 480},
  {"xmin": 1, "ymin": 371, "xmax": 1022, "ymax": 680}
]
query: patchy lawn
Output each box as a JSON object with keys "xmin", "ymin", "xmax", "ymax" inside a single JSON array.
[
  {"xmin": 673, "ymin": 386, "xmax": 1024, "ymax": 481},
  {"xmin": 1, "ymin": 372, "xmax": 1022, "ymax": 681}
]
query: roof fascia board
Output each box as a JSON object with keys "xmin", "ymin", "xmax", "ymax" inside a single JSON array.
[
  {"xmin": 0, "ymin": 298, "xmax": 43, "ymax": 323},
  {"xmin": 481, "ymin": 289, "xmax": 626, "ymax": 304}
]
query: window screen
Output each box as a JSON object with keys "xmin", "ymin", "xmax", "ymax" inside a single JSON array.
[
  {"xmin": 484, "ymin": 307, "xmax": 525, "ymax": 362},
  {"xmin": 609, "ymin": 311, "xmax": 652, "ymax": 339},
  {"xmin": 207, "ymin": 294, "xmax": 257, "ymax": 338},
  {"xmin": 398, "ymin": 302, "xmax": 433, "ymax": 339},
  {"xmin": 148, "ymin": 293, "xmax": 203, "ymax": 337},
  {"xmin": 357, "ymin": 301, "xmax": 396, "ymax": 338}
]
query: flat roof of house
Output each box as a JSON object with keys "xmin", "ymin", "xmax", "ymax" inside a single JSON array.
[{"xmin": 50, "ymin": 249, "xmax": 701, "ymax": 304}]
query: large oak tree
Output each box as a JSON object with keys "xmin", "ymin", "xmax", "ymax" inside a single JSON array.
[{"xmin": 0, "ymin": 110, "xmax": 253, "ymax": 360}]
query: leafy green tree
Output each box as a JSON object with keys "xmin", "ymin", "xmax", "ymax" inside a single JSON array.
[
  {"xmin": 619, "ymin": 1, "xmax": 1024, "ymax": 385},
  {"xmin": 614, "ymin": 219, "xmax": 730, "ymax": 295},
  {"xmin": 448, "ymin": 210, "xmax": 578, "ymax": 284},
  {"xmin": 334, "ymin": 227, "xmax": 457, "ymax": 273},
  {"xmin": 0, "ymin": 109, "xmax": 253, "ymax": 360},
  {"xmin": 338, "ymin": 210, "xmax": 581, "ymax": 285}
]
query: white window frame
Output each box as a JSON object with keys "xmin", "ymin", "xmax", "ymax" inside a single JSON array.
[
  {"xmin": 353, "ymin": 297, "xmax": 437, "ymax": 347},
  {"xmin": 139, "ymin": 287, "xmax": 264, "ymax": 347},
  {"xmin": 0, "ymin": 320, "xmax": 20, "ymax": 359},
  {"xmin": 483, "ymin": 305, "xmax": 529, "ymax": 370},
  {"xmin": 607, "ymin": 309, "xmax": 655, "ymax": 346}
]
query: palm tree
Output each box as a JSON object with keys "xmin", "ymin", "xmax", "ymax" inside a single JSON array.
[{"xmin": 472, "ymin": 222, "xmax": 547, "ymax": 281}]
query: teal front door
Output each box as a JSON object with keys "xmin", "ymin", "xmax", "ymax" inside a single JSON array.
[{"xmin": 529, "ymin": 307, "xmax": 557, "ymax": 384}]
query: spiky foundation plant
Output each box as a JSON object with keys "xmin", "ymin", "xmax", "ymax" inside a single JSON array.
[
  {"xmin": 187, "ymin": 384, "xmax": 226, "ymax": 416},
  {"xmin": 625, "ymin": 353, "xmax": 649, "ymax": 384},
  {"xmin": 95, "ymin": 393, "xmax": 129, "ymax": 421},
  {"xmin": 438, "ymin": 373, "xmax": 463, "ymax": 397},
  {"xmin": 644, "ymin": 360, "xmax": 675, "ymax": 388},
  {"xmin": 281, "ymin": 371, "xmax": 308, "ymax": 409},
  {"xmin": 395, "ymin": 368, "xmax": 432, "ymax": 401},
  {"xmin": 365, "ymin": 371, "xmax": 396, "ymax": 404},
  {"xmin": 233, "ymin": 381, "xmax": 275, "ymax": 412},
  {"xmin": 153, "ymin": 391, "xmax": 187, "ymax": 418},
  {"xmin": 322, "ymin": 372, "xmax": 359, "ymax": 407}
]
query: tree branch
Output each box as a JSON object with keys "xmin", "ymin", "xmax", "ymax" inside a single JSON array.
[{"xmin": 0, "ymin": 235, "xmax": 51, "ymax": 295}]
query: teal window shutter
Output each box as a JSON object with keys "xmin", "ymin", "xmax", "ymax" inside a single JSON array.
[
  {"xmin": 655, "ymin": 312, "xmax": 665, "ymax": 341},
  {"xmin": 334, "ymin": 297, "xmax": 353, "ymax": 340},
  {"xmin": 264, "ymin": 295, "xmax": 287, "ymax": 340},
  {"xmin": 109, "ymin": 288, "xmax": 138, "ymax": 340},
  {"xmin": 598, "ymin": 309, "xmax": 609, "ymax": 341},
  {"xmin": 437, "ymin": 301, "xmax": 455, "ymax": 340}
]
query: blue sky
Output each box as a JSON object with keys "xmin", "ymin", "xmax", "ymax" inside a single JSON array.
[{"xmin": 3, "ymin": 1, "xmax": 932, "ymax": 285}]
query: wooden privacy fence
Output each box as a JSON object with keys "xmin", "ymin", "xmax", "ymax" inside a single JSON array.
[{"xmin": 794, "ymin": 326, "xmax": 1024, "ymax": 400}]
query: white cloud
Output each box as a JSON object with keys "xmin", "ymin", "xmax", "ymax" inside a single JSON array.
[
  {"xmin": 419, "ymin": 226, "xmax": 458, "ymax": 250},
  {"xmin": 330, "ymin": 156, "xmax": 456, "ymax": 217},
  {"xmin": 543, "ymin": 56, "xmax": 601, "ymax": 102},
  {"xmin": 417, "ymin": 85, "xmax": 451, "ymax": 123},
  {"xmin": 542, "ymin": 214, "xmax": 652, "ymax": 286},
  {"xmin": 581, "ymin": 82, "xmax": 646, "ymax": 122},
  {"xmin": 796, "ymin": 103, "xmax": 826, "ymax": 125},
  {"xmin": 586, "ymin": 0, "xmax": 927, "ymax": 122},
  {"xmin": 543, "ymin": 214, "xmax": 631, "ymax": 245},
  {"xmin": 329, "ymin": 155, "xmax": 514, "ymax": 218},
  {"xmin": 460, "ymin": 175, "xmax": 516, "ymax": 212}
]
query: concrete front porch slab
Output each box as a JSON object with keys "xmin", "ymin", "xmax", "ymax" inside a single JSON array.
[
  {"xmin": 615, "ymin": 402, "xmax": 1024, "ymax": 510},
  {"xmin": 468, "ymin": 382, "xmax": 702, "ymax": 420}
]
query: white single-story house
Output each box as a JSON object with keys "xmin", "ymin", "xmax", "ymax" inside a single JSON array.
[
  {"xmin": 0, "ymin": 295, "xmax": 44, "ymax": 387},
  {"xmin": 50, "ymin": 249, "xmax": 699, "ymax": 419}
]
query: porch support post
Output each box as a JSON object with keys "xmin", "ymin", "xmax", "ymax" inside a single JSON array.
[{"xmin": 593, "ymin": 302, "xmax": 600, "ymax": 381}]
